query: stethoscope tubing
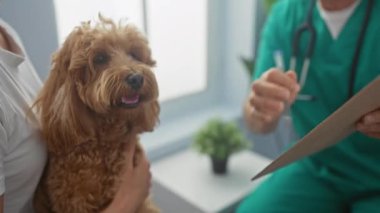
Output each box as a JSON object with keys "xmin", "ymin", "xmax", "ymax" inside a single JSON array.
[
  {"xmin": 291, "ymin": 0, "xmax": 373, "ymax": 101},
  {"xmin": 291, "ymin": 0, "xmax": 317, "ymax": 101}
]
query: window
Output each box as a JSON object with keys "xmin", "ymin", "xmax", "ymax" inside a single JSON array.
[
  {"xmin": 148, "ymin": 0, "xmax": 207, "ymax": 101},
  {"xmin": 53, "ymin": 0, "xmax": 207, "ymax": 101},
  {"xmin": 53, "ymin": 0, "xmax": 253, "ymax": 158},
  {"xmin": 54, "ymin": 0, "xmax": 144, "ymax": 43}
]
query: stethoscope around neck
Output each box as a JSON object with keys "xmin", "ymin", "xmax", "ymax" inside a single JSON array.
[{"xmin": 291, "ymin": 0, "xmax": 374, "ymax": 101}]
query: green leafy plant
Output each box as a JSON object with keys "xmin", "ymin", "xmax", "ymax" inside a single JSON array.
[
  {"xmin": 264, "ymin": 0, "xmax": 278, "ymax": 12},
  {"xmin": 192, "ymin": 118, "xmax": 251, "ymax": 160},
  {"xmin": 240, "ymin": 55, "xmax": 255, "ymax": 78}
]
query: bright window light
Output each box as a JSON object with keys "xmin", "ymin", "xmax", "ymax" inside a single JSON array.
[
  {"xmin": 53, "ymin": 0, "xmax": 143, "ymax": 44},
  {"xmin": 53, "ymin": 0, "xmax": 207, "ymax": 102},
  {"xmin": 148, "ymin": 0, "xmax": 207, "ymax": 101}
]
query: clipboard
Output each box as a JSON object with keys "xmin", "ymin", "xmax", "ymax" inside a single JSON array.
[{"xmin": 251, "ymin": 76, "xmax": 380, "ymax": 181}]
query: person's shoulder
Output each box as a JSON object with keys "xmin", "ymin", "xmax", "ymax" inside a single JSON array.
[
  {"xmin": 275, "ymin": 0, "xmax": 310, "ymax": 7},
  {"xmin": 265, "ymin": 0, "xmax": 310, "ymax": 34},
  {"xmin": 270, "ymin": 0, "xmax": 310, "ymax": 17}
]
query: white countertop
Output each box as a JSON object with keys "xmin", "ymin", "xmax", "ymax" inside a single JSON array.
[{"xmin": 151, "ymin": 149, "xmax": 271, "ymax": 213}]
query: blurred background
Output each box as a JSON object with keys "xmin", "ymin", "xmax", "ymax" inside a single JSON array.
[{"xmin": 0, "ymin": 0, "xmax": 290, "ymax": 212}]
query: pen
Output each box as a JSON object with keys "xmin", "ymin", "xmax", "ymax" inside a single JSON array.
[
  {"xmin": 273, "ymin": 50, "xmax": 285, "ymax": 70},
  {"xmin": 274, "ymin": 50, "xmax": 315, "ymax": 102},
  {"xmin": 273, "ymin": 50, "xmax": 291, "ymax": 153}
]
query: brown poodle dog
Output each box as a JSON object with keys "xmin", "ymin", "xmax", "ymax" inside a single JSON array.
[{"xmin": 32, "ymin": 17, "xmax": 160, "ymax": 213}]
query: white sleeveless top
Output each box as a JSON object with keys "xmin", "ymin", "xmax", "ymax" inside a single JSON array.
[{"xmin": 0, "ymin": 18, "xmax": 47, "ymax": 213}]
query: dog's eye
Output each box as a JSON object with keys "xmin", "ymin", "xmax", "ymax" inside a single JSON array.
[
  {"xmin": 128, "ymin": 52, "xmax": 140, "ymax": 62},
  {"xmin": 93, "ymin": 52, "xmax": 110, "ymax": 65}
]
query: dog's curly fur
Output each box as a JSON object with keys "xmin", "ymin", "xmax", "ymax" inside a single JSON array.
[{"xmin": 32, "ymin": 17, "xmax": 160, "ymax": 213}]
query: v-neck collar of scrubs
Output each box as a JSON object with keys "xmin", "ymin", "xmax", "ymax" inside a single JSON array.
[
  {"xmin": 317, "ymin": 0, "xmax": 361, "ymax": 40},
  {"xmin": 292, "ymin": 0, "xmax": 371, "ymax": 131},
  {"xmin": 313, "ymin": 0, "xmax": 366, "ymax": 45}
]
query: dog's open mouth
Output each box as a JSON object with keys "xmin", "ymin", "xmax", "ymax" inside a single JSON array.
[{"xmin": 120, "ymin": 94, "xmax": 141, "ymax": 108}]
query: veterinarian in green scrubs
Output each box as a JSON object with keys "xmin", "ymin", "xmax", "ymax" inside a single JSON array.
[{"xmin": 239, "ymin": 0, "xmax": 380, "ymax": 212}]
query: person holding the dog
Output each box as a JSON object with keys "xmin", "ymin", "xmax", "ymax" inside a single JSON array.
[
  {"xmin": 239, "ymin": 0, "xmax": 380, "ymax": 212},
  {"xmin": 0, "ymin": 18, "xmax": 152, "ymax": 213}
]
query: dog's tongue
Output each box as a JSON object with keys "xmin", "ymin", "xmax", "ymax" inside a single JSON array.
[{"xmin": 121, "ymin": 94, "xmax": 140, "ymax": 104}]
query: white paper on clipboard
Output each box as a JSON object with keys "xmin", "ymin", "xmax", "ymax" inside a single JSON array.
[{"xmin": 251, "ymin": 76, "xmax": 380, "ymax": 181}]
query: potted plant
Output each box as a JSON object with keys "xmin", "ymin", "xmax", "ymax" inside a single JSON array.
[{"xmin": 192, "ymin": 118, "xmax": 251, "ymax": 175}]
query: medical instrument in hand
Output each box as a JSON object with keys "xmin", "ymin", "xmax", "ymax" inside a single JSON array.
[
  {"xmin": 290, "ymin": 0, "xmax": 374, "ymax": 101},
  {"xmin": 273, "ymin": 50, "xmax": 299, "ymax": 153},
  {"xmin": 290, "ymin": 0, "xmax": 316, "ymax": 93},
  {"xmin": 275, "ymin": 50, "xmax": 312, "ymax": 101}
]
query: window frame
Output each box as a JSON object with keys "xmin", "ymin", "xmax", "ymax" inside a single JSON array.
[{"xmin": 142, "ymin": 0, "xmax": 256, "ymax": 161}]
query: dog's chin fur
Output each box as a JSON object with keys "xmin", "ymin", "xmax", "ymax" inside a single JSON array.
[{"xmin": 33, "ymin": 16, "xmax": 160, "ymax": 213}]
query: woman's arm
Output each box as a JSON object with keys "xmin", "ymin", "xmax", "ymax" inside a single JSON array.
[
  {"xmin": 243, "ymin": 1, "xmax": 302, "ymax": 134},
  {"xmin": 102, "ymin": 143, "xmax": 151, "ymax": 213}
]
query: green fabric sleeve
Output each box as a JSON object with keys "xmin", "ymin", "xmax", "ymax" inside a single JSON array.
[{"xmin": 252, "ymin": 3, "xmax": 283, "ymax": 81}]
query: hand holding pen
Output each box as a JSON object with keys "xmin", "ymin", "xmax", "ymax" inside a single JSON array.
[
  {"xmin": 245, "ymin": 57, "xmax": 300, "ymax": 133},
  {"xmin": 273, "ymin": 50, "xmax": 301, "ymax": 108}
]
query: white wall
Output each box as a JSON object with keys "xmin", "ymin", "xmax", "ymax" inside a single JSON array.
[{"xmin": 221, "ymin": 0, "xmax": 255, "ymax": 108}]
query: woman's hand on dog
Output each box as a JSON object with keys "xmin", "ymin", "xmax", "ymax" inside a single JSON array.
[{"xmin": 103, "ymin": 142, "xmax": 152, "ymax": 213}]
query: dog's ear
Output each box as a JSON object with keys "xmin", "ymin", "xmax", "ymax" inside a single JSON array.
[
  {"xmin": 146, "ymin": 55, "xmax": 156, "ymax": 67},
  {"xmin": 52, "ymin": 24, "xmax": 93, "ymax": 85},
  {"xmin": 33, "ymin": 26, "xmax": 96, "ymax": 154},
  {"xmin": 41, "ymin": 81, "xmax": 96, "ymax": 154},
  {"xmin": 137, "ymin": 100, "xmax": 160, "ymax": 132},
  {"xmin": 124, "ymin": 25, "xmax": 156, "ymax": 67}
]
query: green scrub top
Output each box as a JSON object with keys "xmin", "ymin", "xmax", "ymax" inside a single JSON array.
[{"xmin": 254, "ymin": 0, "xmax": 380, "ymax": 190}]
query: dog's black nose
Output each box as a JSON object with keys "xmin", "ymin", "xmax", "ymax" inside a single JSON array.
[{"xmin": 126, "ymin": 74, "xmax": 144, "ymax": 90}]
